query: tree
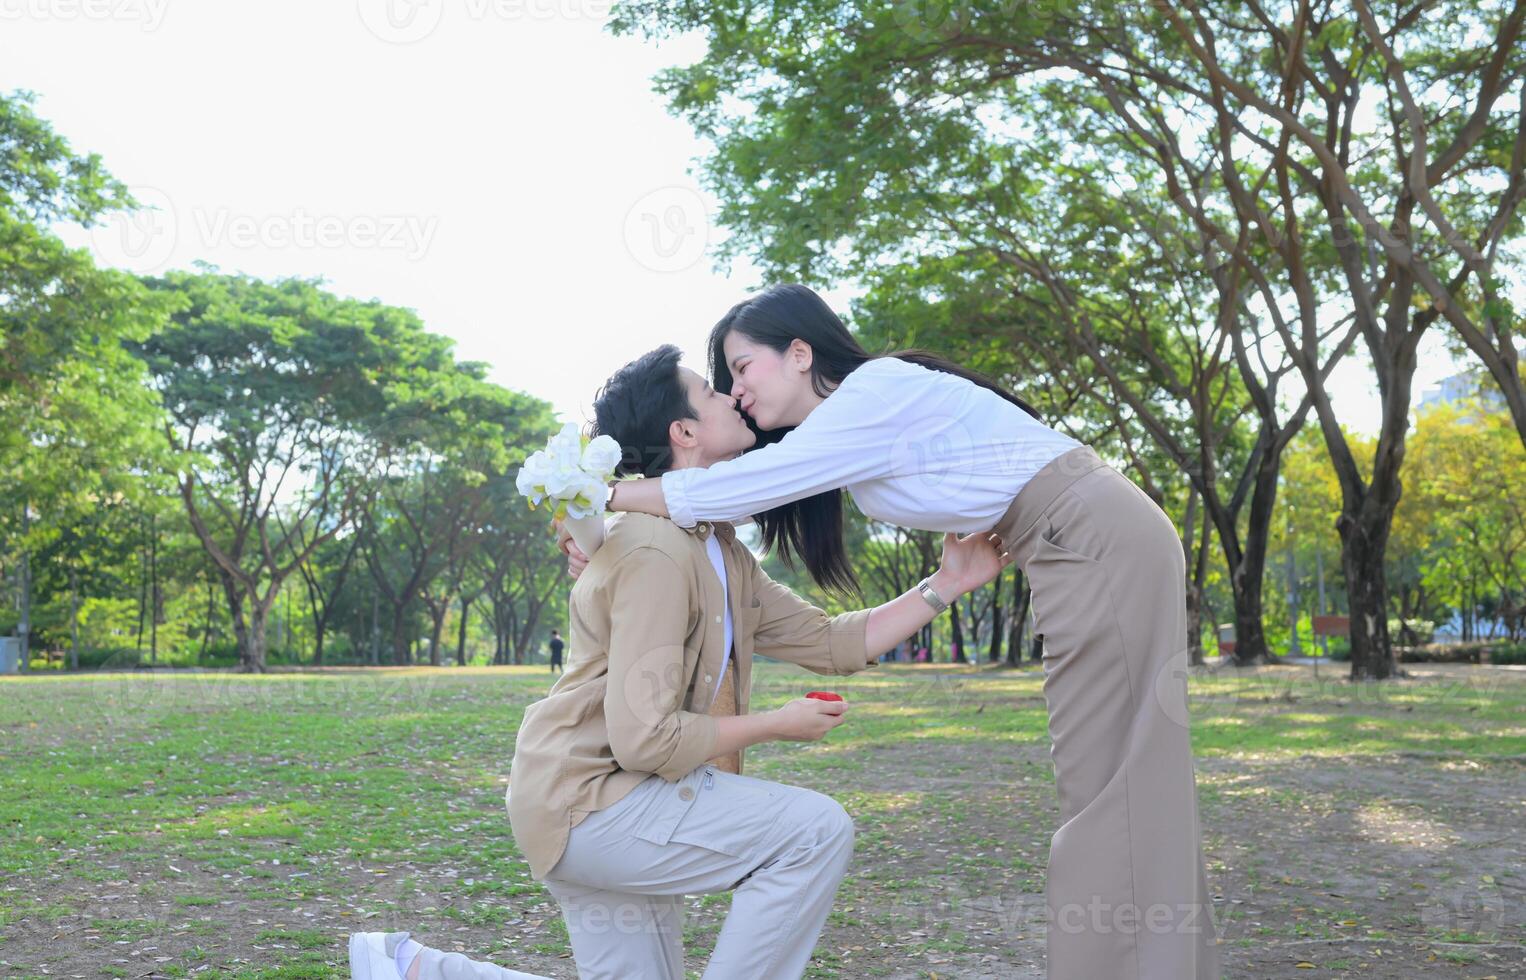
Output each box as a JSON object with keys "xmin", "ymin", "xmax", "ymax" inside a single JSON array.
[
  {"xmin": 286, "ymin": 526, "xmax": 362, "ymax": 665},
  {"xmin": 473, "ymin": 468, "xmax": 566, "ymax": 665},
  {"xmin": 1399, "ymin": 400, "xmax": 1526, "ymax": 640},
  {"xmin": 134, "ymin": 271, "xmax": 462, "ymax": 671},
  {"xmin": 358, "ymin": 363, "xmax": 549, "ymax": 666},
  {"xmin": 1061, "ymin": 0, "xmax": 1523, "ymax": 676},
  {"xmin": 0, "ymin": 91, "xmax": 164, "ymax": 672}
]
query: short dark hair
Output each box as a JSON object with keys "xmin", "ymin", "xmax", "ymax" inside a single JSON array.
[{"xmin": 590, "ymin": 344, "xmax": 696, "ymax": 478}]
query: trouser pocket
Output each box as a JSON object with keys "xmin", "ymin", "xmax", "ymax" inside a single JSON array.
[{"xmin": 629, "ymin": 764, "xmax": 709, "ymax": 846}]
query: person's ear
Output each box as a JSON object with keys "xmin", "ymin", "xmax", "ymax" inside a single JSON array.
[
  {"xmin": 790, "ymin": 339, "xmax": 814, "ymax": 374},
  {"xmin": 668, "ymin": 417, "xmax": 697, "ymax": 449}
]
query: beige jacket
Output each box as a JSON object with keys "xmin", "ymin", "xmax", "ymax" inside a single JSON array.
[{"xmin": 506, "ymin": 512, "xmax": 875, "ymax": 880}]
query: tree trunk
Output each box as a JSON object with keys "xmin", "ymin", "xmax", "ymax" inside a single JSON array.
[
  {"xmin": 949, "ymin": 599, "xmax": 966, "ymax": 664},
  {"xmin": 456, "ymin": 594, "xmax": 472, "ymax": 666},
  {"xmin": 427, "ymin": 603, "xmax": 447, "ymax": 667},
  {"xmin": 1230, "ymin": 564, "xmax": 1273, "ymax": 667},
  {"xmin": 512, "ymin": 575, "xmax": 562, "ymax": 662},
  {"xmin": 305, "ymin": 533, "xmax": 359, "ymax": 667},
  {"xmin": 987, "ymin": 575, "xmax": 1004, "ymax": 663},
  {"xmin": 1218, "ymin": 447, "xmax": 1281, "ymax": 666},
  {"xmin": 1185, "ymin": 593, "xmax": 1205, "ymax": 665},
  {"xmin": 219, "ymin": 569, "xmax": 252, "ymax": 670},
  {"xmin": 18, "ymin": 505, "xmax": 31, "ymax": 674},
  {"xmin": 1183, "ymin": 492, "xmax": 1210, "ymax": 666},
  {"xmin": 199, "ymin": 569, "xmax": 216, "ymax": 662},
  {"xmin": 370, "ymin": 590, "xmax": 381, "ymax": 665},
  {"xmin": 1316, "ymin": 546, "xmax": 1329, "ymax": 657},
  {"xmin": 1286, "ymin": 545, "xmax": 1301, "ymax": 656},
  {"xmin": 489, "ymin": 594, "xmax": 507, "ymax": 665},
  {"xmin": 68, "ymin": 567, "xmax": 80, "ymax": 671},
  {"xmin": 135, "ymin": 531, "xmax": 148, "ymax": 653},
  {"xmin": 1340, "ymin": 507, "xmax": 1400, "ymax": 680},
  {"xmin": 1006, "ymin": 570, "xmax": 1030, "ymax": 667},
  {"xmin": 390, "ymin": 602, "xmax": 410, "ymax": 666},
  {"xmin": 149, "ymin": 518, "xmax": 160, "ymax": 664},
  {"xmin": 244, "ymin": 598, "xmax": 272, "ymax": 673}
]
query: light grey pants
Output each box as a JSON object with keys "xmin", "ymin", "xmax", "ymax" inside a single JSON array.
[
  {"xmin": 412, "ymin": 764, "xmax": 853, "ymax": 980},
  {"xmin": 543, "ymin": 762, "xmax": 855, "ymax": 980}
]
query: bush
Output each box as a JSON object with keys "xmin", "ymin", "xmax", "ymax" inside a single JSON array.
[
  {"xmin": 1325, "ymin": 636, "xmax": 1351, "ymax": 661},
  {"xmin": 1399, "ymin": 642, "xmax": 1485, "ymax": 664},
  {"xmin": 187, "ymin": 641, "xmax": 309, "ymax": 668},
  {"xmin": 1487, "ymin": 643, "xmax": 1526, "ymax": 665},
  {"xmin": 76, "ymin": 646, "xmax": 143, "ymax": 670}
]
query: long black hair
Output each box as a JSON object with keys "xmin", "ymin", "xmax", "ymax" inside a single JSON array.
[{"xmin": 707, "ymin": 284, "xmax": 1043, "ymax": 596}]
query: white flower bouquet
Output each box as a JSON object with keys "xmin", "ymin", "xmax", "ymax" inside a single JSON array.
[{"xmin": 516, "ymin": 423, "xmax": 620, "ymax": 556}]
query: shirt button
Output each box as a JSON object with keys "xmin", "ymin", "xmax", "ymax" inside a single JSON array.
[
  {"xmin": 678, "ymin": 787, "xmax": 694, "ymax": 801},
  {"xmin": 704, "ymin": 674, "xmax": 712, "ymax": 684},
  {"xmin": 715, "ymin": 615, "xmax": 723, "ymax": 624}
]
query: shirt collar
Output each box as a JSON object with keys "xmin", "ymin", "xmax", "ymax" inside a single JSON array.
[{"xmin": 683, "ymin": 520, "xmax": 736, "ymax": 546}]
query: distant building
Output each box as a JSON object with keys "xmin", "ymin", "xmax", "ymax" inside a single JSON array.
[{"xmin": 1418, "ymin": 362, "xmax": 1515, "ymax": 412}]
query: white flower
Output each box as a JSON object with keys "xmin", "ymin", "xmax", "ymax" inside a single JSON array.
[
  {"xmin": 547, "ymin": 422, "xmax": 584, "ymax": 470},
  {"xmin": 518, "ymin": 425, "xmax": 613, "ymax": 517},
  {"xmin": 542, "ymin": 461, "xmax": 587, "ymax": 500},
  {"xmin": 580, "ymin": 434, "xmax": 622, "ymax": 478},
  {"xmin": 516, "ymin": 450, "xmax": 554, "ymax": 504},
  {"xmin": 564, "ymin": 474, "xmax": 610, "ymax": 519}
]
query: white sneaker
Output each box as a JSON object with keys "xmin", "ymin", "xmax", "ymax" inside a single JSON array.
[{"xmin": 349, "ymin": 931, "xmax": 405, "ymax": 979}]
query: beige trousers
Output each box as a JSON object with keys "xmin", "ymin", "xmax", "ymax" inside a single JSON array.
[{"xmin": 994, "ymin": 446, "xmax": 1221, "ymax": 980}]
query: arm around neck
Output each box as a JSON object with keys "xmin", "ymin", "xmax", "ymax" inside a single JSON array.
[{"xmin": 607, "ymin": 477, "xmax": 671, "ymax": 519}]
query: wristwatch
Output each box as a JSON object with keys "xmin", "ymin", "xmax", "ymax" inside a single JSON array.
[{"xmin": 916, "ymin": 577, "xmax": 950, "ymax": 613}]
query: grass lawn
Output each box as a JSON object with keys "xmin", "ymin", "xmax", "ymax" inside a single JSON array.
[{"xmin": 1, "ymin": 661, "xmax": 1522, "ymax": 978}]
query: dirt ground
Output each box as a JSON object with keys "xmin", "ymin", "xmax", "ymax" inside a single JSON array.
[
  {"xmin": 801, "ymin": 738, "xmax": 1523, "ymax": 979},
  {"xmin": 793, "ymin": 663, "xmax": 1525, "ymax": 979}
]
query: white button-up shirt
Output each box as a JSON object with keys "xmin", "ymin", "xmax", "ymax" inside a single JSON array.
[{"xmin": 663, "ymin": 356, "xmax": 1081, "ymax": 533}]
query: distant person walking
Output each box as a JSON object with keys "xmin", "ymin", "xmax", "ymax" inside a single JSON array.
[{"xmin": 547, "ymin": 630, "xmax": 564, "ymax": 674}]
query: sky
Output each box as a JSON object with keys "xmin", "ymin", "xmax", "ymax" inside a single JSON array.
[{"xmin": 1, "ymin": 0, "xmax": 1469, "ymax": 434}]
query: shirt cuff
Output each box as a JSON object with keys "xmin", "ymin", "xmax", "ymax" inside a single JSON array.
[
  {"xmin": 827, "ymin": 608, "xmax": 875, "ymax": 675},
  {"xmin": 661, "ymin": 469, "xmax": 699, "ymax": 528},
  {"xmin": 655, "ymin": 712, "xmax": 719, "ymax": 781}
]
